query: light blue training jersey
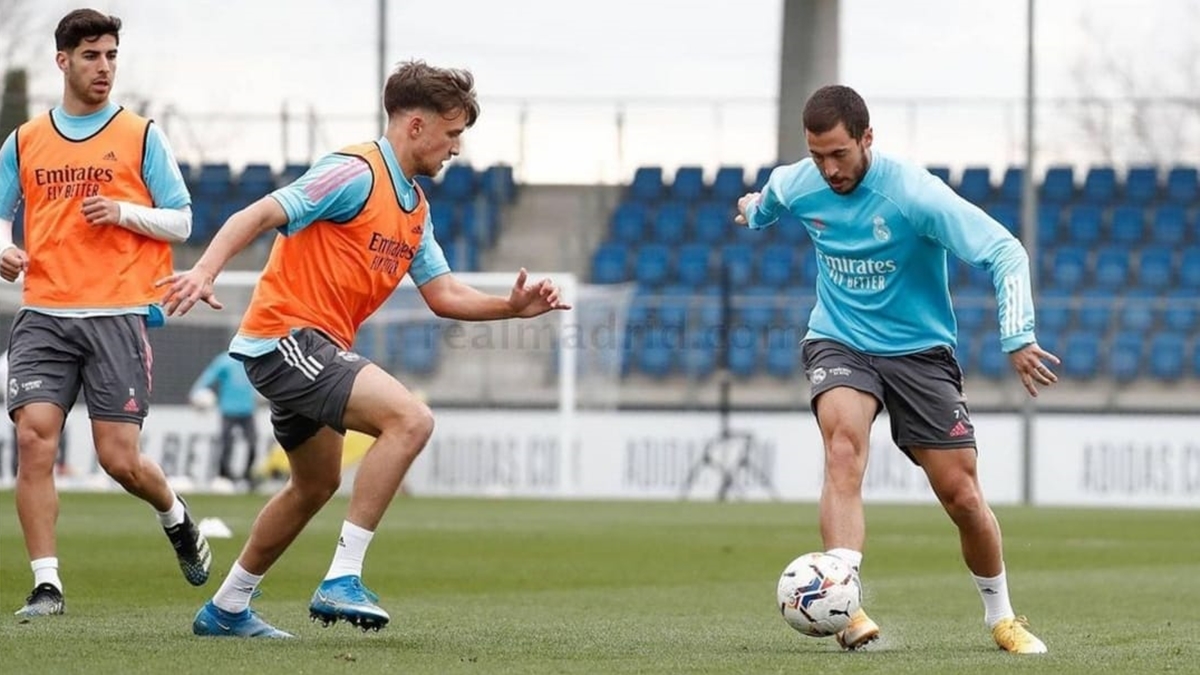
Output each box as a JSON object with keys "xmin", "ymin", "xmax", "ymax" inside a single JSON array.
[
  {"xmin": 0, "ymin": 101, "xmax": 191, "ymax": 318},
  {"xmin": 191, "ymin": 352, "xmax": 257, "ymax": 417},
  {"xmin": 745, "ymin": 151, "xmax": 1036, "ymax": 356},
  {"xmin": 229, "ymin": 137, "xmax": 450, "ymax": 358}
]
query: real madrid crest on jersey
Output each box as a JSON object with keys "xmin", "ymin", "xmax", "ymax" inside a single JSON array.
[{"xmin": 872, "ymin": 216, "xmax": 890, "ymax": 242}]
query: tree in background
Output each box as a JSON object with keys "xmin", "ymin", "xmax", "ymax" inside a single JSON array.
[{"xmin": 1, "ymin": 68, "xmax": 29, "ymax": 141}]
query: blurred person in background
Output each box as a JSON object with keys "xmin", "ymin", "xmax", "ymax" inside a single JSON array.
[
  {"xmin": 190, "ymin": 350, "xmax": 260, "ymax": 490},
  {"xmin": 736, "ymin": 85, "xmax": 1056, "ymax": 655}
]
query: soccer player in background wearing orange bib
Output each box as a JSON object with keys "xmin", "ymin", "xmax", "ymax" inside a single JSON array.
[
  {"xmin": 0, "ymin": 9, "xmax": 212, "ymax": 619},
  {"xmin": 162, "ymin": 60, "xmax": 571, "ymax": 638}
]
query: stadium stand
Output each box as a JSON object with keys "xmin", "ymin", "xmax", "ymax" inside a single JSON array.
[{"xmin": 592, "ymin": 164, "xmax": 1200, "ymax": 382}]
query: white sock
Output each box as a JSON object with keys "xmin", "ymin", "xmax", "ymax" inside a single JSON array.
[
  {"xmin": 826, "ymin": 547, "xmax": 863, "ymax": 572},
  {"xmin": 972, "ymin": 568, "xmax": 1016, "ymax": 627},
  {"xmin": 212, "ymin": 562, "xmax": 264, "ymax": 614},
  {"xmin": 324, "ymin": 520, "xmax": 375, "ymax": 581},
  {"xmin": 31, "ymin": 557, "xmax": 62, "ymax": 592},
  {"xmin": 155, "ymin": 494, "xmax": 186, "ymax": 528}
]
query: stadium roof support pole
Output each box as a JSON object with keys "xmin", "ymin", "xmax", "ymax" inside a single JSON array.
[
  {"xmin": 377, "ymin": 0, "xmax": 388, "ymax": 136},
  {"xmin": 1020, "ymin": 0, "xmax": 1038, "ymax": 506}
]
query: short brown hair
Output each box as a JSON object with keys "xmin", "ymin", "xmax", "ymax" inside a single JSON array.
[
  {"xmin": 803, "ymin": 85, "xmax": 870, "ymax": 140},
  {"xmin": 383, "ymin": 60, "xmax": 480, "ymax": 127},
  {"xmin": 55, "ymin": 9, "xmax": 121, "ymax": 52}
]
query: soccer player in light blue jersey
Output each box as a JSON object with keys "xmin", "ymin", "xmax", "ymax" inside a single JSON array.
[{"xmin": 736, "ymin": 86, "xmax": 1056, "ymax": 654}]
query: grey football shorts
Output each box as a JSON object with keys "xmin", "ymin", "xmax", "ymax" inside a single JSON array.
[
  {"xmin": 239, "ymin": 328, "xmax": 372, "ymax": 451},
  {"xmin": 801, "ymin": 338, "xmax": 976, "ymax": 463},
  {"xmin": 6, "ymin": 310, "xmax": 152, "ymax": 425}
]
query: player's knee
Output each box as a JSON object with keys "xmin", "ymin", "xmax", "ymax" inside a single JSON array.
[
  {"xmin": 15, "ymin": 425, "xmax": 61, "ymax": 470},
  {"xmin": 823, "ymin": 431, "xmax": 867, "ymax": 478},
  {"xmin": 380, "ymin": 400, "xmax": 435, "ymax": 449},
  {"xmin": 940, "ymin": 481, "xmax": 986, "ymax": 519},
  {"xmin": 293, "ymin": 473, "xmax": 340, "ymax": 508},
  {"xmin": 98, "ymin": 453, "xmax": 141, "ymax": 487}
]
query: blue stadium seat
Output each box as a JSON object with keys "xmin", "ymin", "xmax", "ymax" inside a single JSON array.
[
  {"xmin": 1037, "ymin": 288, "xmax": 1073, "ymax": 333},
  {"xmin": 1036, "ymin": 204, "xmax": 1063, "ymax": 245},
  {"xmin": 986, "ymin": 203, "xmax": 1019, "ymax": 235},
  {"xmin": 1092, "ymin": 246, "xmax": 1131, "ymax": 290},
  {"xmin": 798, "ymin": 249, "xmax": 820, "ymax": 286},
  {"xmin": 1108, "ymin": 206, "xmax": 1144, "ymax": 245},
  {"xmin": 1107, "ymin": 331, "xmax": 1143, "ymax": 382},
  {"xmin": 1149, "ymin": 332, "xmax": 1187, "ymax": 381},
  {"xmin": 393, "ymin": 324, "xmax": 440, "ymax": 376},
  {"xmin": 721, "ymin": 243, "xmax": 755, "ymax": 286},
  {"xmin": 1076, "ymin": 287, "xmax": 1112, "ymax": 332},
  {"xmin": 680, "ymin": 327, "xmax": 717, "ymax": 379},
  {"xmin": 952, "ymin": 332, "xmax": 974, "ymax": 374},
  {"xmin": 727, "ymin": 337, "xmax": 760, "ymax": 378},
  {"xmin": 1163, "ymin": 289, "xmax": 1198, "ymax": 333},
  {"xmin": 1118, "ymin": 288, "xmax": 1158, "ymax": 332},
  {"xmin": 671, "ymin": 166, "xmax": 705, "ymax": 202},
  {"xmin": 1081, "ymin": 167, "xmax": 1117, "ymax": 205},
  {"xmin": 711, "ymin": 166, "xmax": 747, "ymax": 202},
  {"xmin": 637, "ymin": 337, "xmax": 675, "ymax": 378},
  {"xmin": 479, "ymin": 164, "xmax": 517, "ymax": 203},
  {"xmin": 736, "ymin": 287, "xmax": 777, "ymax": 331},
  {"xmin": 630, "ymin": 166, "xmax": 664, "ymax": 203},
  {"xmin": 651, "ymin": 202, "xmax": 689, "ymax": 244},
  {"xmin": 1180, "ymin": 246, "xmax": 1200, "ymax": 289},
  {"xmin": 610, "ymin": 203, "xmax": 648, "ymax": 244},
  {"xmin": 413, "ymin": 175, "xmax": 437, "ymax": 200},
  {"xmin": 1124, "ymin": 166, "xmax": 1158, "ymax": 204},
  {"xmin": 1150, "ymin": 206, "xmax": 1187, "ymax": 246},
  {"xmin": 765, "ymin": 325, "xmax": 800, "ymax": 378},
  {"xmin": 956, "ymin": 167, "xmax": 992, "ymax": 204},
  {"xmin": 195, "ymin": 163, "xmax": 232, "ymax": 199},
  {"xmin": 1041, "ymin": 166, "xmax": 1075, "ymax": 204},
  {"xmin": 653, "ymin": 288, "xmax": 686, "ymax": 333},
  {"xmin": 237, "ymin": 163, "xmax": 275, "ymax": 197},
  {"xmin": 1049, "ymin": 247, "xmax": 1087, "ymax": 290},
  {"xmin": 1136, "ymin": 246, "xmax": 1174, "ymax": 289},
  {"xmin": 440, "ymin": 164, "xmax": 475, "ymax": 201},
  {"xmin": 998, "ymin": 167, "xmax": 1023, "ymax": 204},
  {"xmin": 1165, "ymin": 166, "xmax": 1199, "ymax": 205},
  {"xmin": 758, "ymin": 244, "xmax": 796, "ymax": 286},
  {"xmin": 955, "ymin": 292, "xmax": 990, "ymax": 332},
  {"xmin": 927, "ymin": 166, "xmax": 951, "ymax": 184},
  {"xmin": 1062, "ymin": 331, "xmax": 1101, "ymax": 379},
  {"xmin": 634, "ymin": 245, "xmax": 672, "ymax": 287},
  {"xmin": 430, "ymin": 201, "xmax": 457, "ymax": 239},
  {"xmin": 676, "ymin": 243, "xmax": 712, "ymax": 287},
  {"xmin": 1066, "ymin": 205, "xmax": 1103, "ymax": 246},
  {"xmin": 177, "ymin": 161, "xmax": 193, "ymax": 183},
  {"xmin": 976, "ymin": 334, "xmax": 1008, "ymax": 380},
  {"xmin": 1193, "ymin": 341, "xmax": 1200, "ymax": 379},
  {"xmin": 754, "ymin": 165, "xmax": 777, "ymax": 191},
  {"xmin": 591, "ymin": 243, "xmax": 630, "ymax": 284},
  {"xmin": 692, "ymin": 202, "xmax": 728, "ymax": 244}
]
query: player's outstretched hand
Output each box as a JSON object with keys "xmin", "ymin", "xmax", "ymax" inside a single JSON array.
[
  {"xmin": 0, "ymin": 246, "xmax": 29, "ymax": 282},
  {"xmin": 81, "ymin": 196, "xmax": 121, "ymax": 226},
  {"xmin": 1008, "ymin": 342, "xmax": 1060, "ymax": 397},
  {"xmin": 508, "ymin": 267, "xmax": 572, "ymax": 318},
  {"xmin": 156, "ymin": 266, "xmax": 224, "ymax": 316},
  {"xmin": 734, "ymin": 192, "xmax": 761, "ymax": 226}
]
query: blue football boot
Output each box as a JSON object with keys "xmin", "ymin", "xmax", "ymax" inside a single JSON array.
[{"xmin": 308, "ymin": 575, "xmax": 389, "ymax": 631}]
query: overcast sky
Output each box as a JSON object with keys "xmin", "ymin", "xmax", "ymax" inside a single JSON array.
[{"xmin": 6, "ymin": 0, "xmax": 1197, "ymax": 182}]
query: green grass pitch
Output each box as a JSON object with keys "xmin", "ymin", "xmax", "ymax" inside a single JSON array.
[{"xmin": 1, "ymin": 492, "xmax": 1197, "ymax": 674}]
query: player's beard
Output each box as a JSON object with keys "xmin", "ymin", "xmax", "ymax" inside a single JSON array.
[{"xmin": 67, "ymin": 66, "xmax": 110, "ymax": 107}]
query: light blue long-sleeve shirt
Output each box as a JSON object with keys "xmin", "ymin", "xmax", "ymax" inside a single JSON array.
[
  {"xmin": 746, "ymin": 151, "xmax": 1036, "ymax": 355},
  {"xmin": 190, "ymin": 352, "xmax": 257, "ymax": 417}
]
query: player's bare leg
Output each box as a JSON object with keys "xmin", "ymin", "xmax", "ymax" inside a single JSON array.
[
  {"xmin": 913, "ymin": 447, "xmax": 1047, "ymax": 654},
  {"xmin": 13, "ymin": 403, "xmax": 67, "ymax": 617},
  {"xmin": 93, "ymin": 419, "xmax": 211, "ymax": 586},
  {"xmin": 813, "ymin": 387, "xmax": 881, "ymax": 649},
  {"xmin": 309, "ymin": 364, "xmax": 434, "ymax": 631}
]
